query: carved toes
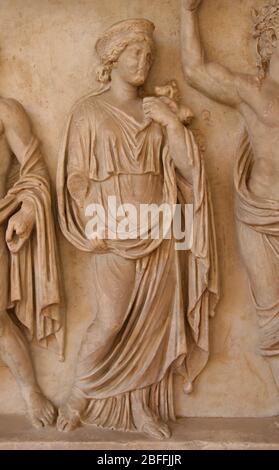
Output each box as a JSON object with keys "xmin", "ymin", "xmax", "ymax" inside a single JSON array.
[
  {"xmin": 56, "ymin": 408, "xmax": 80, "ymax": 432},
  {"xmin": 31, "ymin": 417, "xmax": 45, "ymax": 430},
  {"xmin": 159, "ymin": 422, "xmax": 172, "ymax": 439},
  {"xmin": 142, "ymin": 422, "xmax": 167, "ymax": 440}
]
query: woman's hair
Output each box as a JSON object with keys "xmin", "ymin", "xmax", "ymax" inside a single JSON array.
[
  {"xmin": 252, "ymin": 1, "xmax": 279, "ymax": 79},
  {"xmin": 96, "ymin": 36, "xmax": 155, "ymax": 84},
  {"xmin": 95, "ymin": 19, "xmax": 156, "ymax": 84}
]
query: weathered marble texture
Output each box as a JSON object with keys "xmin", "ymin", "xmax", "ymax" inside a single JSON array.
[{"xmin": 0, "ymin": 0, "xmax": 278, "ymax": 419}]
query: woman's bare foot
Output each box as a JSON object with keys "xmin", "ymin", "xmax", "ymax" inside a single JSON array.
[
  {"xmin": 141, "ymin": 416, "xmax": 171, "ymax": 440},
  {"xmin": 132, "ymin": 394, "xmax": 171, "ymax": 440},
  {"xmin": 57, "ymin": 405, "xmax": 81, "ymax": 432},
  {"xmin": 23, "ymin": 387, "xmax": 57, "ymax": 429}
]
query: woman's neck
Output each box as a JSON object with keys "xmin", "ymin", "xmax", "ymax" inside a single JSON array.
[{"xmin": 109, "ymin": 75, "xmax": 140, "ymax": 102}]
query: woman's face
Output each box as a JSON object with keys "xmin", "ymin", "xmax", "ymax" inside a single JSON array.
[{"xmin": 113, "ymin": 40, "xmax": 153, "ymax": 87}]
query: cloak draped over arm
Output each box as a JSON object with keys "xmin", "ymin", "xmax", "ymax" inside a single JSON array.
[
  {"xmin": 176, "ymin": 128, "xmax": 219, "ymax": 384},
  {"xmin": 0, "ymin": 137, "xmax": 64, "ymax": 359}
]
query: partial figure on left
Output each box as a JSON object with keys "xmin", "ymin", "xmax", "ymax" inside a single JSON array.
[{"xmin": 0, "ymin": 97, "xmax": 64, "ymax": 428}]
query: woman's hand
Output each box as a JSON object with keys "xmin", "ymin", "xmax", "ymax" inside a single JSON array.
[{"xmin": 143, "ymin": 97, "xmax": 181, "ymax": 129}]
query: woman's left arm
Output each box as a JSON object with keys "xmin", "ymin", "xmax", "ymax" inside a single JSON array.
[{"xmin": 143, "ymin": 97, "xmax": 193, "ymax": 183}]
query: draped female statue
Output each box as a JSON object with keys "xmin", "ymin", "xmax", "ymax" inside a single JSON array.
[{"xmin": 57, "ymin": 18, "xmax": 218, "ymax": 439}]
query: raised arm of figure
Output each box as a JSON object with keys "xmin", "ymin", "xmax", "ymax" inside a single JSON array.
[
  {"xmin": 181, "ymin": 0, "xmax": 258, "ymax": 109},
  {"xmin": 181, "ymin": 0, "xmax": 279, "ymax": 127}
]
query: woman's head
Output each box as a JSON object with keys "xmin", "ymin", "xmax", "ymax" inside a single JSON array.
[{"xmin": 95, "ymin": 19, "xmax": 155, "ymax": 86}]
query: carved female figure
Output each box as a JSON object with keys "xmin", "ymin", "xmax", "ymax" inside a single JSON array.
[
  {"xmin": 181, "ymin": 0, "xmax": 279, "ymax": 388},
  {"xmin": 57, "ymin": 18, "xmax": 218, "ymax": 438}
]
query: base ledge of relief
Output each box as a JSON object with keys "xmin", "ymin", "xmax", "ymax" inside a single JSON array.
[{"xmin": 0, "ymin": 415, "xmax": 279, "ymax": 449}]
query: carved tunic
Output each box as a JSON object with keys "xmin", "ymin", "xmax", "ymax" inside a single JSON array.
[
  {"xmin": 68, "ymin": 96, "xmax": 166, "ymax": 233},
  {"xmin": 57, "ymin": 90, "xmax": 219, "ymax": 431}
]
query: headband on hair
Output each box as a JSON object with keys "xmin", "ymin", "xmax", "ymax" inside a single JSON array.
[{"xmin": 96, "ymin": 18, "xmax": 155, "ymax": 64}]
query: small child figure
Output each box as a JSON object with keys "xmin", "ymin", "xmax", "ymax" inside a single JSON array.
[{"xmin": 154, "ymin": 79, "xmax": 194, "ymax": 126}]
